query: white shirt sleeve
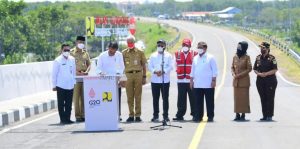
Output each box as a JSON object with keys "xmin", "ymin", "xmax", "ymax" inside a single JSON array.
[
  {"xmin": 72, "ymin": 58, "xmax": 76, "ymax": 85},
  {"xmin": 96, "ymin": 55, "xmax": 102, "ymax": 74},
  {"xmin": 52, "ymin": 60, "xmax": 59, "ymax": 88},
  {"xmin": 190, "ymin": 58, "xmax": 195, "ymax": 78},
  {"xmin": 148, "ymin": 55, "xmax": 156, "ymax": 74},
  {"xmin": 119, "ymin": 53, "xmax": 125, "ymax": 74},
  {"xmin": 165, "ymin": 54, "xmax": 174, "ymax": 73},
  {"xmin": 210, "ymin": 56, "xmax": 218, "ymax": 77}
]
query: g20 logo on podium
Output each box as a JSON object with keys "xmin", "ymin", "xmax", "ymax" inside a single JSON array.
[
  {"xmin": 102, "ymin": 92, "xmax": 112, "ymax": 102},
  {"xmin": 88, "ymin": 88, "xmax": 101, "ymax": 107},
  {"xmin": 89, "ymin": 100, "xmax": 101, "ymax": 106}
]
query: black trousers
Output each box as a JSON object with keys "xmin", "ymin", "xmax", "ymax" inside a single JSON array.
[
  {"xmin": 151, "ymin": 82, "xmax": 170, "ymax": 119},
  {"xmin": 56, "ymin": 87, "xmax": 73, "ymax": 122},
  {"xmin": 193, "ymin": 88, "xmax": 215, "ymax": 120},
  {"xmin": 256, "ymin": 78, "xmax": 277, "ymax": 117},
  {"xmin": 118, "ymin": 87, "xmax": 121, "ymax": 116},
  {"xmin": 176, "ymin": 83, "xmax": 195, "ymax": 118}
]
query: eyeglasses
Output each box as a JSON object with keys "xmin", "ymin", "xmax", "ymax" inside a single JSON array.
[
  {"xmin": 63, "ymin": 49, "xmax": 70, "ymax": 52},
  {"xmin": 157, "ymin": 45, "xmax": 164, "ymax": 47},
  {"xmin": 260, "ymin": 47, "xmax": 266, "ymax": 50}
]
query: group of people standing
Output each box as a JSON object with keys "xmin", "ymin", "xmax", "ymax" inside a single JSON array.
[
  {"xmin": 51, "ymin": 35, "xmax": 278, "ymax": 125},
  {"xmin": 52, "ymin": 36, "xmax": 91, "ymax": 124},
  {"xmin": 232, "ymin": 41, "xmax": 278, "ymax": 121},
  {"xmin": 147, "ymin": 38, "xmax": 278, "ymax": 123}
]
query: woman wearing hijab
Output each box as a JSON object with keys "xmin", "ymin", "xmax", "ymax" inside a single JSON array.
[{"xmin": 231, "ymin": 41, "xmax": 252, "ymax": 121}]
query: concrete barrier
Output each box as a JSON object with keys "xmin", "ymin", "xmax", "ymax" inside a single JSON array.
[{"xmin": 0, "ymin": 61, "xmax": 53, "ymax": 101}]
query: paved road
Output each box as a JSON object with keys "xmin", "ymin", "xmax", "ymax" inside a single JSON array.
[{"xmin": 0, "ymin": 19, "xmax": 300, "ymax": 149}]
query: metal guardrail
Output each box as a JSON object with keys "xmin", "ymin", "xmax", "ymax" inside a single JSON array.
[
  {"xmin": 164, "ymin": 25, "xmax": 181, "ymax": 50},
  {"xmin": 237, "ymin": 26, "xmax": 300, "ymax": 65}
]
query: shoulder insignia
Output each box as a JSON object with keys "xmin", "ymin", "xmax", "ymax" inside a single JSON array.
[{"xmin": 272, "ymin": 59, "xmax": 277, "ymax": 64}]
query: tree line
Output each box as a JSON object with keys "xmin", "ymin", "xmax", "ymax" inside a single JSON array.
[
  {"xmin": 0, "ymin": 0, "xmax": 123, "ymax": 64},
  {"xmin": 131, "ymin": 0, "xmax": 300, "ymax": 50}
]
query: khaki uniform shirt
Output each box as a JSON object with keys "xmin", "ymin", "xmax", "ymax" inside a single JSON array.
[
  {"xmin": 231, "ymin": 54, "xmax": 252, "ymax": 87},
  {"xmin": 122, "ymin": 47, "xmax": 147, "ymax": 72},
  {"xmin": 70, "ymin": 48, "xmax": 91, "ymax": 73}
]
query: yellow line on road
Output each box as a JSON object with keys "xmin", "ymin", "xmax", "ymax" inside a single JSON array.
[{"xmin": 188, "ymin": 33, "xmax": 228, "ymax": 149}]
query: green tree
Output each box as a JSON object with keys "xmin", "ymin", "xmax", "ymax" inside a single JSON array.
[{"xmin": 291, "ymin": 20, "xmax": 300, "ymax": 47}]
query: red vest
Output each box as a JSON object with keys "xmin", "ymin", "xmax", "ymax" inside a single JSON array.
[{"xmin": 175, "ymin": 50, "xmax": 198, "ymax": 79}]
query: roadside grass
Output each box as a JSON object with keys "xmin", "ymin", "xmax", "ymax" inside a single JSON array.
[
  {"xmin": 239, "ymin": 32, "xmax": 300, "ymax": 84},
  {"xmin": 135, "ymin": 20, "xmax": 178, "ymax": 57},
  {"xmin": 136, "ymin": 21, "xmax": 192, "ymax": 80},
  {"xmin": 168, "ymin": 30, "xmax": 192, "ymax": 54}
]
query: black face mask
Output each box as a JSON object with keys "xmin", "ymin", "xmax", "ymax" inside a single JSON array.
[
  {"xmin": 236, "ymin": 42, "xmax": 248, "ymax": 58},
  {"xmin": 237, "ymin": 48, "xmax": 246, "ymax": 58}
]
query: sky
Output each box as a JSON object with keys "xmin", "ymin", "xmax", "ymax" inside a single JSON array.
[{"xmin": 19, "ymin": 0, "xmax": 277, "ymax": 3}]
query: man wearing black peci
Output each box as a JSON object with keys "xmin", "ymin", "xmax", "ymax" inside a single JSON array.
[{"xmin": 148, "ymin": 39, "xmax": 174, "ymax": 122}]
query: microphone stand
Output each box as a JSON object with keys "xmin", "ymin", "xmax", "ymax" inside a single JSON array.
[{"xmin": 150, "ymin": 48, "xmax": 182, "ymax": 130}]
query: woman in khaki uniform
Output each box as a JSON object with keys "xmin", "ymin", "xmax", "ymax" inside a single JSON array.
[{"xmin": 231, "ymin": 41, "xmax": 252, "ymax": 121}]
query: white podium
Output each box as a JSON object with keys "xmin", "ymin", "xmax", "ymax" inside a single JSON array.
[{"xmin": 77, "ymin": 75, "xmax": 119, "ymax": 131}]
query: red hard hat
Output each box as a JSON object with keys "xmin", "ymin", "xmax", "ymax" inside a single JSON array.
[{"xmin": 182, "ymin": 38, "xmax": 191, "ymax": 47}]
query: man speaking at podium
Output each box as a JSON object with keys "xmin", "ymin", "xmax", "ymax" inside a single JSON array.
[
  {"xmin": 148, "ymin": 39, "xmax": 174, "ymax": 122},
  {"xmin": 96, "ymin": 41, "xmax": 125, "ymax": 121}
]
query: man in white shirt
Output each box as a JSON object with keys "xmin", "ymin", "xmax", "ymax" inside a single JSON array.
[
  {"xmin": 148, "ymin": 39, "xmax": 174, "ymax": 122},
  {"xmin": 52, "ymin": 43, "xmax": 76, "ymax": 124},
  {"xmin": 96, "ymin": 41, "xmax": 125, "ymax": 121},
  {"xmin": 190, "ymin": 41, "xmax": 218, "ymax": 122}
]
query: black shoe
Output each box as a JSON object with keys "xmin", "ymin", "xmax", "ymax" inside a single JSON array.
[
  {"xmin": 240, "ymin": 113, "xmax": 245, "ymax": 121},
  {"xmin": 234, "ymin": 113, "xmax": 240, "ymax": 121},
  {"xmin": 173, "ymin": 117, "xmax": 184, "ymax": 121},
  {"xmin": 119, "ymin": 117, "xmax": 122, "ymax": 122},
  {"xmin": 60, "ymin": 121, "xmax": 67, "ymax": 125},
  {"xmin": 192, "ymin": 117, "xmax": 202, "ymax": 122},
  {"xmin": 76, "ymin": 118, "xmax": 84, "ymax": 122},
  {"xmin": 151, "ymin": 117, "xmax": 159, "ymax": 122},
  {"xmin": 207, "ymin": 118, "xmax": 214, "ymax": 122},
  {"xmin": 163, "ymin": 117, "xmax": 170, "ymax": 122},
  {"xmin": 135, "ymin": 117, "xmax": 142, "ymax": 122},
  {"xmin": 65, "ymin": 120, "xmax": 75, "ymax": 124},
  {"xmin": 260, "ymin": 117, "xmax": 267, "ymax": 121},
  {"xmin": 266, "ymin": 117, "xmax": 272, "ymax": 121},
  {"xmin": 126, "ymin": 117, "xmax": 134, "ymax": 122}
]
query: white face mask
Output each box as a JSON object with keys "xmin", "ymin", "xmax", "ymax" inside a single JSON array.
[
  {"xmin": 62, "ymin": 52, "xmax": 70, "ymax": 57},
  {"xmin": 157, "ymin": 47, "xmax": 164, "ymax": 53},
  {"xmin": 197, "ymin": 48, "xmax": 204, "ymax": 54},
  {"xmin": 77, "ymin": 43, "xmax": 85, "ymax": 49},
  {"xmin": 182, "ymin": 46, "xmax": 189, "ymax": 52}
]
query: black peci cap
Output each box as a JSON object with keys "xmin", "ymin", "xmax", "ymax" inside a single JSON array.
[
  {"xmin": 259, "ymin": 42, "xmax": 270, "ymax": 49},
  {"xmin": 157, "ymin": 39, "xmax": 166, "ymax": 45},
  {"xmin": 76, "ymin": 36, "xmax": 85, "ymax": 41}
]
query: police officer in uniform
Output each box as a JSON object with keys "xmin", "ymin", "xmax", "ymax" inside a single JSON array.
[
  {"xmin": 122, "ymin": 35, "xmax": 147, "ymax": 123},
  {"xmin": 70, "ymin": 36, "xmax": 91, "ymax": 122},
  {"xmin": 253, "ymin": 42, "xmax": 278, "ymax": 121}
]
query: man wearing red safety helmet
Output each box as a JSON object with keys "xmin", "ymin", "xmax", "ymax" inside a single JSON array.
[{"xmin": 173, "ymin": 38, "xmax": 198, "ymax": 121}]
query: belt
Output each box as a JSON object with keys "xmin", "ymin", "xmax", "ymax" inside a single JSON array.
[{"xmin": 126, "ymin": 70, "xmax": 141, "ymax": 73}]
